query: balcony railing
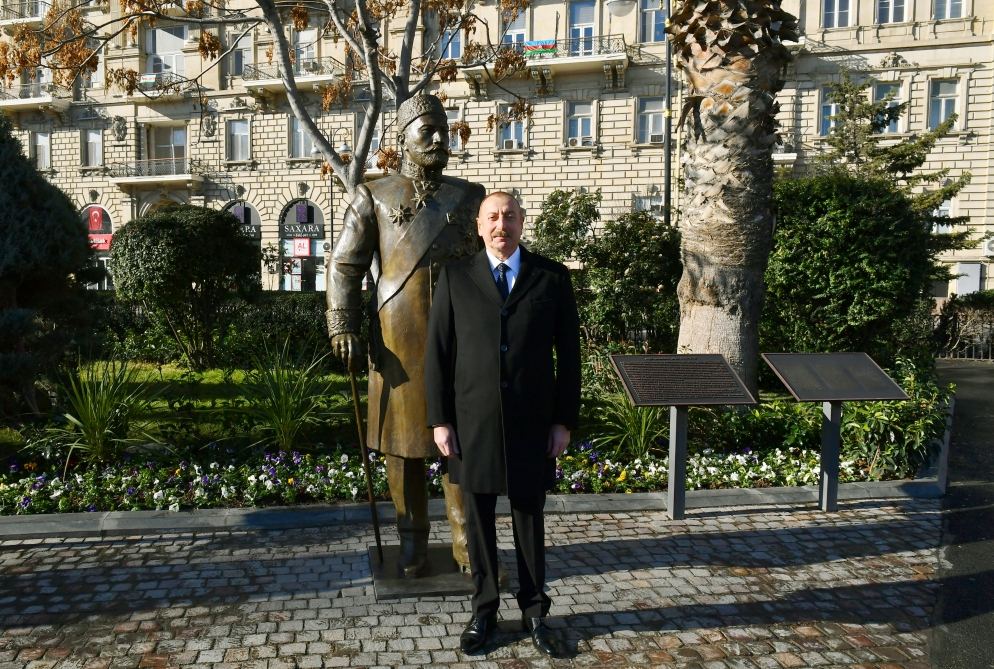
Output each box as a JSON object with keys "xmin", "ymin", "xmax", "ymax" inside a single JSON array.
[
  {"xmin": 108, "ymin": 158, "xmax": 205, "ymax": 178},
  {"xmin": 513, "ymin": 34, "xmax": 627, "ymax": 61},
  {"xmin": 242, "ymin": 55, "xmax": 345, "ymax": 81},
  {"xmin": 0, "ymin": 81, "xmax": 69, "ymax": 101},
  {"xmin": 138, "ymin": 71, "xmax": 186, "ymax": 92},
  {"xmin": 0, "ymin": 0, "xmax": 50, "ymax": 21}
]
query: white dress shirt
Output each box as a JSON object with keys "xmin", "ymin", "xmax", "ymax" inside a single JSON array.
[{"xmin": 485, "ymin": 247, "xmax": 521, "ymax": 295}]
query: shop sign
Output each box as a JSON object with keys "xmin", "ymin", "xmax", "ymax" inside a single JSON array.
[{"xmin": 89, "ymin": 234, "xmax": 113, "ymax": 251}]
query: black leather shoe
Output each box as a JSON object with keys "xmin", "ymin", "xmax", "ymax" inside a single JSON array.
[
  {"xmin": 459, "ymin": 614, "xmax": 497, "ymax": 654},
  {"xmin": 523, "ymin": 616, "xmax": 560, "ymax": 657}
]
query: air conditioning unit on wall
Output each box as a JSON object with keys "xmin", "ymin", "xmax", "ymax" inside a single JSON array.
[{"xmin": 982, "ymin": 237, "xmax": 994, "ymax": 258}]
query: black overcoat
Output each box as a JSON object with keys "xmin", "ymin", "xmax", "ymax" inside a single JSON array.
[{"xmin": 424, "ymin": 247, "xmax": 581, "ymax": 496}]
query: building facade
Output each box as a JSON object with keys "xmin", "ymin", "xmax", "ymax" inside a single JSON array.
[
  {"xmin": 779, "ymin": 0, "xmax": 994, "ymax": 296},
  {"xmin": 0, "ymin": 0, "xmax": 991, "ymax": 295}
]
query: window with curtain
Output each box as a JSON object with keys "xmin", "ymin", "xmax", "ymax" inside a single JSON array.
[
  {"xmin": 230, "ymin": 33, "xmax": 252, "ymax": 77},
  {"xmin": 290, "ymin": 117, "xmax": 314, "ymax": 158},
  {"xmin": 929, "ymin": 79, "xmax": 958, "ymax": 129},
  {"xmin": 567, "ymin": 102, "xmax": 593, "ymax": 146},
  {"xmin": 502, "ymin": 10, "xmax": 525, "ymax": 47},
  {"xmin": 637, "ymin": 98, "xmax": 665, "ymax": 144},
  {"xmin": 227, "ymin": 119, "xmax": 250, "ymax": 161},
  {"xmin": 83, "ymin": 129, "xmax": 102, "ymax": 166},
  {"xmin": 32, "ymin": 131, "xmax": 50, "ymax": 170},
  {"xmin": 934, "ymin": 0, "xmax": 963, "ymax": 20},
  {"xmin": 446, "ymin": 108, "xmax": 463, "ymax": 150},
  {"xmin": 498, "ymin": 104, "xmax": 525, "ymax": 149}
]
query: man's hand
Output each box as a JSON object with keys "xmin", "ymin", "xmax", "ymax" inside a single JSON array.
[
  {"xmin": 547, "ymin": 424, "xmax": 570, "ymax": 458},
  {"xmin": 331, "ymin": 333, "xmax": 362, "ymax": 373},
  {"xmin": 433, "ymin": 424, "xmax": 460, "ymax": 457}
]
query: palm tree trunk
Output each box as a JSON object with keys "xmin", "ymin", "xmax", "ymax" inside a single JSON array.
[{"xmin": 668, "ymin": 0, "xmax": 797, "ymax": 393}]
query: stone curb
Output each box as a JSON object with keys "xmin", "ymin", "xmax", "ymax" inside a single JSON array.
[{"xmin": 0, "ymin": 478, "xmax": 944, "ymax": 540}]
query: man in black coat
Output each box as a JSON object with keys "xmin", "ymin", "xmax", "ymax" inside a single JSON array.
[{"xmin": 425, "ymin": 191, "xmax": 581, "ymax": 657}]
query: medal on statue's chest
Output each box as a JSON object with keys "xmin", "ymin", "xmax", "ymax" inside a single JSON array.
[{"xmin": 412, "ymin": 179, "xmax": 439, "ymax": 212}]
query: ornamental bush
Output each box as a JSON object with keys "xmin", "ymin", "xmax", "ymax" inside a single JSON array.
[
  {"xmin": 0, "ymin": 114, "xmax": 95, "ymax": 418},
  {"xmin": 581, "ymin": 211, "xmax": 681, "ymax": 351},
  {"xmin": 764, "ymin": 172, "xmax": 933, "ymax": 368},
  {"xmin": 110, "ymin": 205, "xmax": 261, "ymax": 370}
]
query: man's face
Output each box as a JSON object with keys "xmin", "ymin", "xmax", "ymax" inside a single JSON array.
[
  {"xmin": 477, "ymin": 194, "xmax": 524, "ymax": 261},
  {"xmin": 400, "ymin": 112, "xmax": 449, "ymax": 170}
]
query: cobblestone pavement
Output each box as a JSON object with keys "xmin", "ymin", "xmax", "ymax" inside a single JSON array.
[{"xmin": 0, "ymin": 499, "xmax": 942, "ymax": 669}]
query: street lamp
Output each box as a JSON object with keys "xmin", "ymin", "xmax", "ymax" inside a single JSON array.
[
  {"xmin": 664, "ymin": 0, "xmax": 673, "ymax": 228},
  {"xmin": 605, "ymin": 0, "xmax": 637, "ymax": 17}
]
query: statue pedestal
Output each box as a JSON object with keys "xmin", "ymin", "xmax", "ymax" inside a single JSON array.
[{"xmin": 368, "ymin": 544, "xmax": 475, "ymax": 600}]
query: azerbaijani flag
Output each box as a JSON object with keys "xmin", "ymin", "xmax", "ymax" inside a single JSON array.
[{"xmin": 523, "ymin": 40, "xmax": 557, "ymax": 57}]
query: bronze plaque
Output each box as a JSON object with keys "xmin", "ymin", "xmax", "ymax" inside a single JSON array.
[
  {"xmin": 762, "ymin": 353, "xmax": 909, "ymax": 402},
  {"xmin": 610, "ymin": 354, "xmax": 756, "ymax": 407}
]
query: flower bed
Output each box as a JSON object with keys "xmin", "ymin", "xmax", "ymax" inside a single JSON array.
[{"xmin": 1, "ymin": 443, "xmax": 864, "ymax": 515}]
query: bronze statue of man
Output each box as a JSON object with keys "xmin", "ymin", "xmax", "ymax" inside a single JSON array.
[{"xmin": 327, "ymin": 94, "xmax": 484, "ymax": 577}]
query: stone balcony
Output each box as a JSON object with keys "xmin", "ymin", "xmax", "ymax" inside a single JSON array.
[
  {"xmin": 0, "ymin": 81, "xmax": 70, "ymax": 113},
  {"xmin": 108, "ymin": 158, "xmax": 206, "ymax": 190},
  {"xmin": 0, "ymin": 0, "xmax": 49, "ymax": 28},
  {"xmin": 463, "ymin": 34, "xmax": 629, "ymax": 95},
  {"xmin": 242, "ymin": 56, "xmax": 346, "ymax": 95}
]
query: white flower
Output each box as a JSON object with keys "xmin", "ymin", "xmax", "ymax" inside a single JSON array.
[
  {"xmin": 247, "ymin": 475, "xmax": 257, "ymax": 484},
  {"xmin": 346, "ymin": 471, "xmax": 354, "ymax": 479},
  {"xmin": 168, "ymin": 502, "xmax": 180, "ymax": 512},
  {"xmin": 221, "ymin": 486, "xmax": 230, "ymax": 499},
  {"xmin": 194, "ymin": 488, "xmax": 205, "ymax": 498},
  {"xmin": 264, "ymin": 479, "xmax": 274, "ymax": 490},
  {"xmin": 51, "ymin": 489, "xmax": 64, "ymax": 499},
  {"xmin": 340, "ymin": 454, "xmax": 349, "ymax": 464},
  {"xmin": 153, "ymin": 490, "xmax": 164, "ymax": 501},
  {"xmin": 350, "ymin": 486, "xmax": 358, "ymax": 498}
]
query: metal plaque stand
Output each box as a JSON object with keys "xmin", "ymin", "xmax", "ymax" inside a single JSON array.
[
  {"xmin": 762, "ymin": 353, "xmax": 909, "ymax": 512},
  {"xmin": 611, "ymin": 354, "xmax": 756, "ymax": 520},
  {"xmin": 820, "ymin": 401, "xmax": 842, "ymax": 511},
  {"xmin": 668, "ymin": 405, "xmax": 689, "ymax": 519}
]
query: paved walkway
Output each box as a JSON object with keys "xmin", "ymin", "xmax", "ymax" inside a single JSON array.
[{"xmin": 1, "ymin": 360, "xmax": 990, "ymax": 669}]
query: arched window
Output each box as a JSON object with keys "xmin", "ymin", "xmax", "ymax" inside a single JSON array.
[
  {"xmin": 278, "ymin": 198, "xmax": 327, "ymax": 292},
  {"xmin": 81, "ymin": 205, "xmax": 114, "ymax": 290},
  {"xmin": 223, "ymin": 199, "xmax": 262, "ymax": 239}
]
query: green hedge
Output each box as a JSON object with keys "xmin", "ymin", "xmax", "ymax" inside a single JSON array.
[{"xmin": 86, "ymin": 291, "xmax": 356, "ymax": 371}]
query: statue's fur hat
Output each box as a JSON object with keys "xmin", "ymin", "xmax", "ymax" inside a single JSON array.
[{"xmin": 397, "ymin": 94, "xmax": 447, "ymax": 132}]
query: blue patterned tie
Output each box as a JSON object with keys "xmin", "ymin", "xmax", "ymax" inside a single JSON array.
[{"xmin": 496, "ymin": 263, "xmax": 510, "ymax": 301}]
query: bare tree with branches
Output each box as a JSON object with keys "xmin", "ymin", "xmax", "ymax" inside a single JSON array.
[{"xmin": 0, "ymin": 0, "xmax": 535, "ymax": 194}]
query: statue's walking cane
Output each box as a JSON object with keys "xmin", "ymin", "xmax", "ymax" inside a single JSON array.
[{"xmin": 349, "ymin": 369, "xmax": 383, "ymax": 564}]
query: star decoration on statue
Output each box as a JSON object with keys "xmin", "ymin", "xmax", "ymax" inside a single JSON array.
[
  {"xmin": 412, "ymin": 179, "xmax": 439, "ymax": 211},
  {"xmin": 389, "ymin": 205, "xmax": 413, "ymax": 226}
]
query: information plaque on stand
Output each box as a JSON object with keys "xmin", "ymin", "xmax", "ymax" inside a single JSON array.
[
  {"xmin": 762, "ymin": 353, "xmax": 908, "ymax": 512},
  {"xmin": 610, "ymin": 354, "xmax": 756, "ymax": 519}
]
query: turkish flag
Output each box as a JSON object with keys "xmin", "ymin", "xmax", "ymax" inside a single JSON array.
[{"xmin": 88, "ymin": 207, "xmax": 103, "ymax": 232}]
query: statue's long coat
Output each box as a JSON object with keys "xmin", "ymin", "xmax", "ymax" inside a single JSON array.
[{"xmin": 327, "ymin": 173, "xmax": 484, "ymax": 458}]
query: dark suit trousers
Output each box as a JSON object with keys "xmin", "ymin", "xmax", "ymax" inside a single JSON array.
[{"xmin": 462, "ymin": 490, "xmax": 551, "ymax": 620}]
